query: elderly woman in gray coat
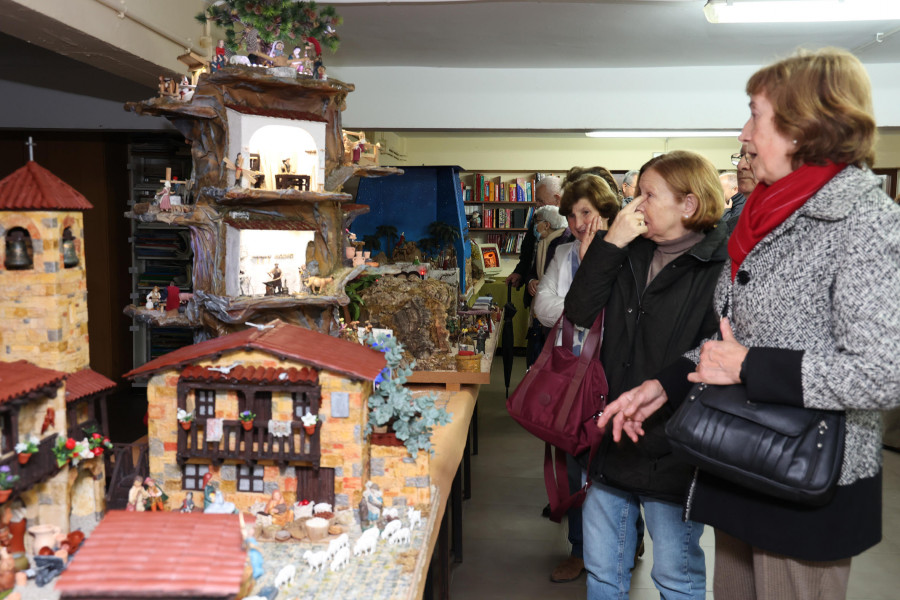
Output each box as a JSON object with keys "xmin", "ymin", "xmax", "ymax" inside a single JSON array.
[{"xmin": 599, "ymin": 48, "xmax": 900, "ymax": 600}]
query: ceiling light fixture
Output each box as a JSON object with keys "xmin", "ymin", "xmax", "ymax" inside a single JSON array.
[
  {"xmin": 704, "ymin": 0, "xmax": 900, "ymax": 23},
  {"xmin": 585, "ymin": 131, "xmax": 741, "ymax": 138}
]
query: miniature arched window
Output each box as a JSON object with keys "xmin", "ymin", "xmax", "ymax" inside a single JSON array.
[
  {"xmin": 62, "ymin": 227, "xmax": 79, "ymax": 269},
  {"xmin": 4, "ymin": 227, "xmax": 33, "ymax": 270}
]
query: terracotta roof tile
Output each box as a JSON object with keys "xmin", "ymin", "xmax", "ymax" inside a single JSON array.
[
  {"xmin": 124, "ymin": 320, "xmax": 385, "ymax": 382},
  {"xmin": 65, "ymin": 368, "xmax": 117, "ymax": 403},
  {"xmin": 0, "ymin": 161, "xmax": 93, "ymax": 211},
  {"xmin": 181, "ymin": 364, "xmax": 317, "ymax": 384},
  {"xmin": 56, "ymin": 512, "xmax": 246, "ymax": 599},
  {"xmin": 225, "ymin": 103, "xmax": 327, "ymax": 122},
  {"xmin": 224, "ymin": 217, "xmax": 316, "ymax": 230},
  {"xmin": 0, "ymin": 360, "xmax": 66, "ymax": 404}
]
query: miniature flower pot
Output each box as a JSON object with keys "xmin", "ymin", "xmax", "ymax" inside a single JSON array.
[
  {"xmin": 345, "ymin": 247, "xmax": 356, "ymax": 259},
  {"xmin": 180, "ymin": 421, "xmax": 192, "ymax": 431},
  {"xmin": 28, "ymin": 524, "xmax": 61, "ymax": 554},
  {"xmin": 0, "ymin": 491, "xmax": 11, "ymax": 504},
  {"xmin": 304, "ymin": 424, "xmax": 317, "ymax": 436},
  {"xmin": 241, "ymin": 421, "xmax": 253, "ymax": 431},
  {"xmin": 363, "ymin": 251, "xmax": 371, "ymax": 259},
  {"xmin": 17, "ymin": 453, "xmax": 30, "ymax": 465}
]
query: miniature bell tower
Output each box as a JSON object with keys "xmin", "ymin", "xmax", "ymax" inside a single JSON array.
[{"xmin": 0, "ymin": 156, "xmax": 93, "ymax": 373}]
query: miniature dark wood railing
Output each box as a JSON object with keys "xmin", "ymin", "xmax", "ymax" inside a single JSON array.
[
  {"xmin": 177, "ymin": 420, "xmax": 320, "ymax": 468},
  {"xmin": 1, "ymin": 433, "xmax": 61, "ymax": 501}
]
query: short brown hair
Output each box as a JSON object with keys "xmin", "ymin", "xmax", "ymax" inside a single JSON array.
[
  {"xmin": 564, "ymin": 166, "xmax": 623, "ymax": 205},
  {"xmin": 746, "ymin": 47, "xmax": 876, "ymax": 169},
  {"xmin": 639, "ymin": 151, "xmax": 723, "ymax": 232},
  {"xmin": 559, "ymin": 174, "xmax": 620, "ymax": 223}
]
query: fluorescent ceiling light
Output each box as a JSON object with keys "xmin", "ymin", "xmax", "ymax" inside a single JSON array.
[
  {"xmin": 704, "ymin": 0, "xmax": 900, "ymax": 23},
  {"xmin": 585, "ymin": 131, "xmax": 741, "ymax": 138}
]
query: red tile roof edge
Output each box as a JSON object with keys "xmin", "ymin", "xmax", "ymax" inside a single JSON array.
[
  {"xmin": 0, "ymin": 360, "xmax": 67, "ymax": 404},
  {"xmin": 124, "ymin": 320, "xmax": 385, "ymax": 382},
  {"xmin": 65, "ymin": 368, "xmax": 117, "ymax": 403},
  {"xmin": 180, "ymin": 364, "xmax": 317, "ymax": 385}
]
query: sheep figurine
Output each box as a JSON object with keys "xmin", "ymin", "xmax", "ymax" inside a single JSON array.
[
  {"xmin": 353, "ymin": 527, "xmax": 380, "ymax": 556},
  {"xmin": 302, "ymin": 550, "xmax": 329, "ymax": 573},
  {"xmin": 330, "ymin": 546, "xmax": 350, "ymax": 572},
  {"xmin": 407, "ymin": 507, "xmax": 422, "ymax": 530},
  {"xmin": 381, "ymin": 519, "xmax": 402, "ymax": 540},
  {"xmin": 273, "ymin": 564, "xmax": 295, "ymax": 588},
  {"xmin": 389, "ymin": 526, "xmax": 411, "ymax": 545}
]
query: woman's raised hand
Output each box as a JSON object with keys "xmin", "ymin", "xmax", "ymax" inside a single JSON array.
[
  {"xmin": 596, "ymin": 379, "xmax": 668, "ymax": 443},
  {"xmin": 687, "ymin": 318, "xmax": 748, "ymax": 385},
  {"xmin": 603, "ymin": 195, "xmax": 648, "ymax": 248},
  {"xmin": 578, "ymin": 214, "xmax": 607, "ymax": 260}
]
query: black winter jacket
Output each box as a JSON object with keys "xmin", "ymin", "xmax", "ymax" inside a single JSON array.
[{"xmin": 564, "ymin": 226, "xmax": 729, "ymax": 502}]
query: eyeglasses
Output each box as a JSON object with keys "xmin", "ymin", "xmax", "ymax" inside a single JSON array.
[{"xmin": 731, "ymin": 153, "xmax": 748, "ymax": 166}]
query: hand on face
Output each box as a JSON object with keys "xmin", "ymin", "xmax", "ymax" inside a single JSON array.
[
  {"xmin": 577, "ymin": 215, "xmax": 607, "ymax": 261},
  {"xmin": 603, "ymin": 195, "xmax": 648, "ymax": 249}
]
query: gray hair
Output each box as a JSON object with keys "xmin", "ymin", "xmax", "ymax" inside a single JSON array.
[
  {"xmin": 720, "ymin": 172, "xmax": 738, "ymax": 188},
  {"xmin": 536, "ymin": 175, "xmax": 562, "ymax": 196},
  {"xmin": 623, "ymin": 170, "xmax": 639, "ymax": 187},
  {"xmin": 534, "ymin": 205, "xmax": 567, "ymax": 229}
]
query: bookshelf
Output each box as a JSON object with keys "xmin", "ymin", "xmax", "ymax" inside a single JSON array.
[{"xmin": 460, "ymin": 170, "xmax": 557, "ymax": 255}]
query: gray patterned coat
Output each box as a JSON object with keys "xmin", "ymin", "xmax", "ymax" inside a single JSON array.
[{"xmin": 692, "ymin": 165, "xmax": 900, "ymax": 486}]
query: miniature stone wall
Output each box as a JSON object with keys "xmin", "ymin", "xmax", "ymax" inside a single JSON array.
[
  {"xmin": 0, "ymin": 211, "xmax": 89, "ymax": 372},
  {"xmin": 369, "ymin": 444, "xmax": 430, "ymax": 508}
]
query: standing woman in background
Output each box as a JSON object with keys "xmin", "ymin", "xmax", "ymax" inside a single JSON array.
[
  {"xmin": 599, "ymin": 48, "xmax": 900, "ymax": 600},
  {"xmin": 564, "ymin": 151, "xmax": 729, "ymax": 600}
]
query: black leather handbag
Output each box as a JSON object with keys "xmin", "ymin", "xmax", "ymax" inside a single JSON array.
[{"xmin": 665, "ymin": 381, "xmax": 845, "ymax": 506}]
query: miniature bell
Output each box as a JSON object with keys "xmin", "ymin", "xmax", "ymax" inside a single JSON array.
[
  {"xmin": 62, "ymin": 230, "xmax": 78, "ymax": 268},
  {"xmin": 4, "ymin": 231, "xmax": 31, "ymax": 270}
]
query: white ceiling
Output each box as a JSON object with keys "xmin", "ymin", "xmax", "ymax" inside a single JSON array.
[{"xmin": 325, "ymin": 0, "xmax": 900, "ymax": 69}]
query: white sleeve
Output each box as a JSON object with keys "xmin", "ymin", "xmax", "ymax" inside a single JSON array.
[{"xmin": 533, "ymin": 249, "xmax": 566, "ymax": 328}]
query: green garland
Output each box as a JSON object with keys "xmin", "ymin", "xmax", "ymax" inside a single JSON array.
[{"xmin": 196, "ymin": 0, "xmax": 342, "ymax": 54}]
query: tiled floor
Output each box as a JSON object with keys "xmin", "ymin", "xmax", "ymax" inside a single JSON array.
[{"xmin": 449, "ymin": 356, "xmax": 900, "ymax": 599}]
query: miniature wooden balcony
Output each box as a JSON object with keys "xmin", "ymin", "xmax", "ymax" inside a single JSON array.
[
  {"xmin": 177, "ymin": 420, "xmax": 320, "ymax": 469},
  {"xmin": 2, "ymin": 433, "xmax": 61, "ymax": 501}
]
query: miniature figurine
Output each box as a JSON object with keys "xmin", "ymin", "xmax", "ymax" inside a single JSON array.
[
  {"xmin": 0, "ymin": 548, "xmax": 13, "ymax": 592},
  {"xmin": 280, "ymin": 158, "xmax": 291, "ymax": 174},
  {"xmin": 203, "ymin": 472, "xmax": 216, "ymax": 511},
  {"xmin": 241, "ymin": 525, "xmax": 264, "ymax": 580},
  {"xmin": 264, "ymin": 264, "xmax": 283, "ymax": 295},
  {"xmin": 362, "ymin": 481, "xmax": 383, "ymax": 523},
  {"xmin": 223, "ymin": 153, "xmax": 259, "ymax": 188},
  {"xmin": 155, "ymin": 181, "xmax": 172, "ymax": 211},
  {"xmin": 205, "ymin": 490, "xmax": 237, "ymax": 514},
  {"xmin": 143, "ymin": 477, "xmax": 167, "ymax": 511},
  {"xmin": 264, "ymin": 489, "xmax": 287, "ymax": 516},
  {"xmin": 127, "ymin": 476, "xmax": 147, "ymax": 512},
  {"xmin": 180, "ymin": 492, "xmax": 195, "ymax": 513},
  {"xmin": 211, "ymin": 39, "xmax": 227, "ymax": 72},
  {"xmin": 145, "ymin": 286, "xmax": 161, "ymax": 310},
  {"xmin": 268, "ymin": 41, "xmax": 284, "ymax": 58},
  {"xmin": 165, "ymin": 280, "xmax": 181, "ymax": 314},
  {"xmin": 316, "ymin": 65, "xmax": 327, "ymax": 80}
]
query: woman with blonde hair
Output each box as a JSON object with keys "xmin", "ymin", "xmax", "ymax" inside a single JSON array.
[
  {"xmin": 564, "ymin": 150, "xmax": 728, "ymax": 599},
  {"xmin": 599, "ymin": 48, "xmax": 900, "ymax": 600}
]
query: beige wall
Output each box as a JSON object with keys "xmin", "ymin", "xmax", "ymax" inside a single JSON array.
[{"xmin": 374, "ymin": 131, "xmax": 900, "ymax": 173}]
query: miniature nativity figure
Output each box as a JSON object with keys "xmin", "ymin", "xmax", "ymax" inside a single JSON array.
[
  {"xmin": 180, "ymin": 492, "xmax": 196, "ymax": 513},
  {"xmin": 145, "ymin": 286, "xmax": 161, "ymax": 310},
  {"xmin": 211, "ymin": 39, "xmax": 227, "ymax": 72},
  {"xmin": 264, "ymin": 264, "xmax": 284, "ymax": 296},
  {"xmin": 144, "ymin": 477, "xmax": 167, "ymax": 511},
  {"xmin": 127, "ymin": 476, "xmax": 148, "ymax": 512}
]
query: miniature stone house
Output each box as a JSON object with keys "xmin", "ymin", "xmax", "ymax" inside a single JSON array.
[
  {"xmin": 124, "ymin": 320, "xmax": 428, "ymax": 513},
  {"xmin": 0, "ymin": 161, "xmax": 117, "ymax": 540}
]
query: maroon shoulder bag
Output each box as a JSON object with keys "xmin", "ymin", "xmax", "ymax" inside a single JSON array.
[{"xmin": 506, "ymin": 312, "xmax": 607, "ymax": 522}]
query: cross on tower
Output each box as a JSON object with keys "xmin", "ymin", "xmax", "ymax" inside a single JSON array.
[{"xmin": 25, "ymin": 137, "xmax": 36, "ymax": 162}]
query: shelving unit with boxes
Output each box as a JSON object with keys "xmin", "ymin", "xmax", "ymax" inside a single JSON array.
[{"xmin": 127, "ymin": 135, "xmax": 195, "ymax": 369}]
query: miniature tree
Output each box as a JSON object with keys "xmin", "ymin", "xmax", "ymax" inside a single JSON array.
[
  {"xmin": 197, "ymin": 0, "xmax": 342, "ymax": 55},
  {"xmin": 427, "ymin": 221, "xmax": 460, "ymax": 267},
  {"xmin": 362, "ymin": 234, "xmax": 380, "ymax": 253},
  {"xmin": 374, "ymin": 224, "xmax": 398, "ymax": 257},
  {"xmin": 364, "ymin": 331, "xmax": 452, "ymax": 459}
]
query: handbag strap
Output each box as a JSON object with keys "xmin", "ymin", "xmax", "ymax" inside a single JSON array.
[
  {"xmin": 544, "ymin": 441, "xmax": 601, "ymax": 522},
  {"xmin": 552, "ymin": 310, "xmax": 605, "ymax": 432}
]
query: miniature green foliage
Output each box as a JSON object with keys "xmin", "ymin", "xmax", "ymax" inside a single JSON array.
[
  {"xmin": 197, "ymin": 0, "xmax": 342, "ymax": 55},
  {"xmin": 363, "ymin": 332, "xmax": 453, "ymax": 459}
]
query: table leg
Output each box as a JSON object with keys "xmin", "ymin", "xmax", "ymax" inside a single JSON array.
[
  {"xmin": 463, "ymin": 428, "xmax": 472, "ymax": 501},
  {"xmin": 451, "ymin": 461, "xmax": 463, "ymax": 564},
  {"xmin": 471, "ymin": 402, "xmax": 478, "ymax": 456}
]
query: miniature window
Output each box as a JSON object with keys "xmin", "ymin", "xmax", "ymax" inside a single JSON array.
[
  {"xmin": 195, "ymin": 389, "xmax": 216, "ymax": 419},
  {"xmin": 292, "ymin": 387, "xmax": 321, "ymax": 420},
  {"xmin": 182, "ymin": 463, "xmax": 210, "ymax": 491},
  {"xmin": 237, "ymin": 464, "xmax": 265, "ymax": 493},
  {"xmin": 4, "ymin": 227, "xmax": 33, "ymax": 271}
]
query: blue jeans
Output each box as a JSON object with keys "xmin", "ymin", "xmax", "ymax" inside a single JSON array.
[{"xmin": 583, "ymin": 478, "xmax": 706, "ymax": 600}]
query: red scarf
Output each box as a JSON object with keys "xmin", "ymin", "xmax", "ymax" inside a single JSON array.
[{"xmin": 728, "ymin": 162, "xmax": 845, "ymax": 281}]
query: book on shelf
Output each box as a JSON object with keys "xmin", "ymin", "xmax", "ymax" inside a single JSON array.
[{"xmin": 468, "ymin": 173, "xmax": 538, "ymax": 203}]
